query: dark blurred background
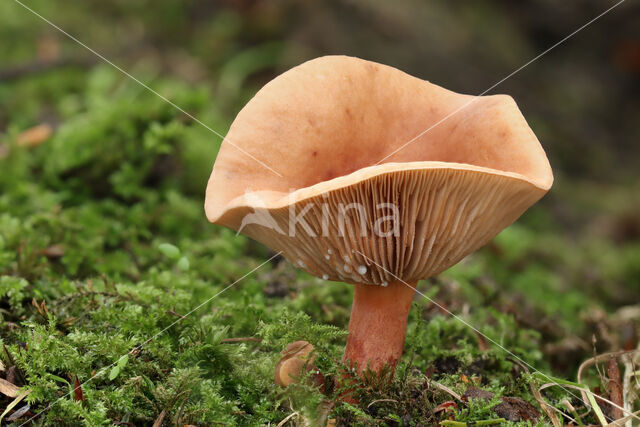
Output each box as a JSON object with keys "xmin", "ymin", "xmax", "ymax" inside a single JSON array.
[{"xmin": 1, "ymin": 0, "xmax": 639, "ymax": 180}]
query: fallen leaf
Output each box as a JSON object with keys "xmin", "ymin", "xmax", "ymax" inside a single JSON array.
[
  {"xmin": 493, "ymin": 397, "xmax": 541, "ymax": 422},
  {"xmin": 0, "ymin": 378, "xmax": 20, "ymax": 397},
  {"xmin": 0, "ymin": 390, "xmax": 30, "ymax": 423},
  {"xmin": 73, "ymin": 376, "xmax": 84, "ymax": 401},
  {"xmin": 433, "ymin": 401, "xmax": 457, "ymax": 413},
  {"xmin": 40, "ymin": 244, "xmax": 65, "ymax": 258},
  {"xmin": 5, "ymin": 404, "xmax": 30, "ymax": 422},
  {"xmin": 16, "ymin": 124, "xmax": 53, "ymax": 148},
  {"xmin": 476, "ymin": 332, "xmax": 490, "ymax": 351}
]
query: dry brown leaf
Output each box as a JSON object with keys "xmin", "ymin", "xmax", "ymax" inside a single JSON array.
[
  {"xmin": 41, "ymin": 244, "xmax": 65, "ymax": 258},
  {"xmin": 16, "ymin": 124, "xmax": 53, "ymax": 148},
  {"xmin": 0, "ymin": 390, "xmax": 30, "ymax": 423},
  {"xmin": 5, "ymin": 404, "xmax": 30, "ymax": 422},
  {"xmin": 0, "ymin": 378, "xmax": 20, "ymax": 397},
  {"xmin": 73, "ymin": 375, "xmax": 84, "ymax": 402},
  {"xmin": 37, "ymin": 35, "xmax": 60, "ymax": 62},
  {"xmin": 6, "ymin": 366, "xmax": 17, "ymax": 384}
]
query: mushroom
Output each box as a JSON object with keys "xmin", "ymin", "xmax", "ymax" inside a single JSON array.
[{"xmin": 205, "ymin": 56, "xmax": 552, "ymax": 376}]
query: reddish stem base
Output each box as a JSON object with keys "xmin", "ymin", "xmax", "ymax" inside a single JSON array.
[{"xmin": 342, "ymin": 281, "xmax": 417, "ymax": 375}]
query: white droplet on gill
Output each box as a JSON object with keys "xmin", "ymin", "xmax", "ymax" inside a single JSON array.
[
  {"xmin": 322, "ymin": 274, "xmax": 329, "ymax": 280},
  {"xmin": 324, "ymin": 254, "xmax": 330, "ymax": 260},
  {"xmin": 327, "ymin": 249, "xmax": 332, "ymax": 254},
  {"xmin": 343, "ymin": 264, "xmax": 351, "ymax": 273},
  {"xmin": 381, "ymin": 281, "xmax": 388, "ymax": 287},
  {"xmin": 297, "ymin": 260, "xmax": 306, "ymax": 268},
  {"xmin": 344, "ymin": 255, "xmax": 350, "ymax": 263},
  {"xmin": 357, "ymin": 265, "xmax": 367, "ymax": 275}
]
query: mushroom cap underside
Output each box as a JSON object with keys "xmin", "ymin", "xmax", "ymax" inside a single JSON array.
[{"xmin": 214, "ymin": 162, "xmax": 548, "ymax": 285}]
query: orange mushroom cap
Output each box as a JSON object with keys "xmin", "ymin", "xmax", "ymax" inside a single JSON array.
[{"xmin": 205, "ymin": 55, "xmax": 552, "ymax": 286}]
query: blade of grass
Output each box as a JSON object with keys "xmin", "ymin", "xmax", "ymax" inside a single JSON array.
[{"xmin": 0, "ymin": 390, "xmax": 30, "ymax": 423}]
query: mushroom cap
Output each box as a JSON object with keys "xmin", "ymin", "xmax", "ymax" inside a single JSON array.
[{"xmin": 205, "ymin": 55, "xmax": 552, "ymax": 285}]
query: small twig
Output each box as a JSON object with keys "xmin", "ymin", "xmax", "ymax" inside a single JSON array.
[
  {"xmin": 0, "ymin": 378, "xmax": 20, "ymax": 398},
  {"xmin": 3, "ymin": 345, "xmax": 16, "ymax": 367},
  {"xmin": 428, "ymin": 378, "xmax": 462, "ymax": 401},
  {"xmin": 607, "ymin": 410, "xmax": 640, "ymax": 427},
  {"xmin": 276, "ymin": 411, "xmax": 298, "ymax": 427},
  {"xmin": 151, "ymin": 409, "xmax": 165, "ymax": 427},
  {"xmin": 166, "ymin": 309, "xmax": 186, "ymax": 320},
  {"xmin": 531, "ymin": 382, "xmax": 563, "ymax": 427},
  {"xmin": 622, "ymin": 355, "xmax": 633, "ymax": 427},
  {"xmin": 560, "ymin": 399, "xmax": 584, "ymax": 426},
  {"xmin": 577, "ymin": 350, "xmax": 636, "ymax": 409},
  {"xmin": 607, "ymin": 358, "xmax": 624, "ymax": 420},
  {"xmin": 367, "ymin": 398, "xmax": 398, "ymax": 408}
]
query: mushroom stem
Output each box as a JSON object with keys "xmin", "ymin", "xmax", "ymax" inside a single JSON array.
[{"xmin": 343, "ymin": 281, "xmax": 417, "ymax": 375}]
